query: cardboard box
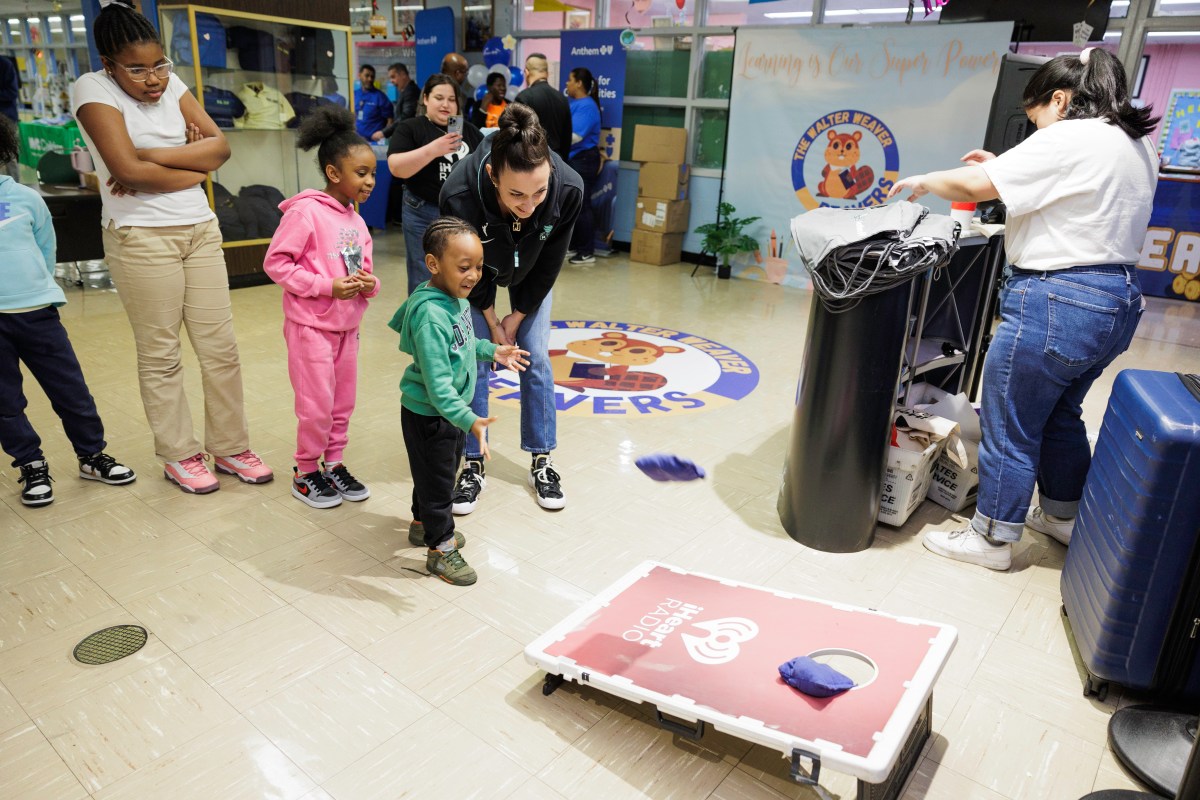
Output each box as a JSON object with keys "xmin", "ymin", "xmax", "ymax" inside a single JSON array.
[
  {"xmin": 81, "ymin": 171, "xmax": 100, "ymax": 192},
  {"xmin": 630, "ymin": 230, "xmax": 684, "ymax": 266},
  {"xmin": 632, "ymin": 124, "xmax": 687, "ymax": 164},
  {"xmin": 635, "ymin": 197, "xmax": 691, "ymax": 234},
  {"xmin": 878, "ymin": 439, "xmax": 944, "ymax": 527},
  {"xmin": 638, "ymin": 162, "xmax": 690, "ymax": 200},
  {"xmin": 927, "ymin": 439, "xmax": 979, "ymax": 512}
]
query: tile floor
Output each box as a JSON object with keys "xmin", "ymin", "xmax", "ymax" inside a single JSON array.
[{"xmin": 2, "ymin": 233, "xmax": 1199, "ymax": 800}]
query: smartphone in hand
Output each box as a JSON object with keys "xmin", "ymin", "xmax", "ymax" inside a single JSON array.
[{"xmin": 447, "ymin": 115, "xmax": 464, "ymax": 136}]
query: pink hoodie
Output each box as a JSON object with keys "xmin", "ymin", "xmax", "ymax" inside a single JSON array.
[{"xmin": 263, "ymin": 189, "xmax": 381, "ymax": 332}]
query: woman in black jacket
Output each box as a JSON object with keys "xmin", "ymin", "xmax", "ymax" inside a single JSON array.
[{"xmin": 439, "ymin": 103, "xmax": 583, "ymax": 514}]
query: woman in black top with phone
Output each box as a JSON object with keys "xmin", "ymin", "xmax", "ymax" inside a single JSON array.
[
  {"xmin": 387, "ymin": 73, "xmax": 483, "ymax": 294},
  {"xmin": 439, "ymin": 103, "xmax": 583, "ymax": 514}
]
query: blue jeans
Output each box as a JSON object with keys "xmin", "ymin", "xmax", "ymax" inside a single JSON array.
[
  {"xmin": 402, "ymin": 188, "xmax": 440, "ymax": 296},
  {"xmin": 464, "ymin": 291, "xmax": 556, "ymax": 459},
  {"xmin": 972, "ymin": 264, "xmax": 1143, "ymax": 542}
]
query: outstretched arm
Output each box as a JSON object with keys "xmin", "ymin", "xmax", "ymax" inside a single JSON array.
[{"xmin": 888, "ymin": 164, "xmax": 997, "ymax": 204}]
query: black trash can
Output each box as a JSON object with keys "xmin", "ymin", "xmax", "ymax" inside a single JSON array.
[{"xmin": 777, "ymin": 281, "xmax": 912, "ymax": 553}]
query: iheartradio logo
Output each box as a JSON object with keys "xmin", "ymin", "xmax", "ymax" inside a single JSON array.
[{"xmin": 681, "ymin": 617, "xmax": 759, "ymax": 665}]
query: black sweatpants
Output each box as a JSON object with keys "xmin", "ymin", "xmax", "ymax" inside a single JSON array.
[
  {"xmin": 0, "ymin": 306, "xmax": 106, "ymax": 468},
  {"xmin": 401, "ymin": 406, "xmax": 463, "ymax": 549}
]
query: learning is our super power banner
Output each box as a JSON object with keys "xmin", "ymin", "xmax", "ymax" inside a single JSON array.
[{"xmin": 722, "ymin": 23, "xmax": 1011, "ymax": 287}]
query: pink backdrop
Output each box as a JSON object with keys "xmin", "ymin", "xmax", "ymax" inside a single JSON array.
[{"xmin": 1015, "ymin": 43, "xmax": 1200, "ymax": 143}]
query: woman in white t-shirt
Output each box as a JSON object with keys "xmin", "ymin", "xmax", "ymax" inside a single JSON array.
[
  {"xmin": 74, "ymin": 0, "xmax": 272, "ymax": 494},
  {"xmin": 889, "ymin": 47, "xmax": 1158, "ymax": 571}
]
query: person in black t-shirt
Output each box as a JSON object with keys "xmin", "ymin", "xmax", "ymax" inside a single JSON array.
[
  {"xmin": 515, "ymin": 54, "xmax": 572, "ymax": 164},
  {"xmin": 387, "ymin": 73, "xmax": 483, "ymax": 294}
]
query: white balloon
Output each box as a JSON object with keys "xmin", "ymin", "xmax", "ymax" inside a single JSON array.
[
  {"xmin": 488, "ymin": 64, "xmax": 511, "ymax": 84},
  {"xmin": 505, "ymin": 86, "xmax": 518, "ymax": 102},
  {"xmin": 466, "ymin": 64, "xmax": 489, "ymax": 88}
]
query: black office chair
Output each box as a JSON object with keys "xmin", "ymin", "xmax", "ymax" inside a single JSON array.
[
  {"xmin": 36, "ymin": 151, "xmax": 106, "ymax": 286},
  {"xmin": 35, "ymin": 151, "xmax": 78, "ymax": 185}
]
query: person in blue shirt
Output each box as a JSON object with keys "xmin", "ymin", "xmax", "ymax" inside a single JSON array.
[
  {"xmin": 354, "ymin": 64, "xmax": 391, "ymax": 140},
  {"xmin": 0, "ymin": 116, "xmax": 136, "ymax": 507},
  {"xmin": 565, "ymin": 67, "xmax": 602, "ymax": 265}
]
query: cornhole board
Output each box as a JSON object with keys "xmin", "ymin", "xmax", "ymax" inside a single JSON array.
[{"xmin": 525, "ymin": 562, "xmax": 957, "ymax": 799}]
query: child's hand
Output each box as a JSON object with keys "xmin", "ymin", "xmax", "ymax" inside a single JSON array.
[
  {"xmin": 470, "ymin": 415, "xmax": 497, "ymax": 460},
  {"xmin": 332, "ymin": 275, "xmax": 362, "ymax": 299},
  {"xmin": 106, "ymin": 177, "xmax": 137, "ymax": 197},
  {"xmin": 353, "ymin": 272, "xmax": 377, "ymax": 293},
  {"xmin": 186, "ymin": 123, "xmax": 206, "ymax": 144},
  {"xmin": 493, "ymin": 345, "xmax": 530, "ymax": 373}
]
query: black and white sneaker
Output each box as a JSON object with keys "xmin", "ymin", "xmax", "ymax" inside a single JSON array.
[
  {"xmin": 78, "ymin": 452, "xmax": 136, "ymax": 485},
  {"xmin": 322, "ymin": 462, "xmax": 370, "ymax": 501},
  {"xmin": 528, "ymin": 454, "xmax": 565, "ymax": 510},
  {"xmin": 18, "ymin": 460, "xmax": 54, "ymax": 506},
  {"xmin": 451, "ymin": 459, "xmax": 486, "ymax": 515},
  {"xmin": 292, "ymin": 467, "xmax": 343, "ymax": 509},
  {"xmin": 568, "ymin": 253, "xmax": 595, "ymax": 265}
]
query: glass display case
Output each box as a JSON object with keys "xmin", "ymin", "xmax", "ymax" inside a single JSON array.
[{"xmin": 158, "ymin": 5, "xmax": 353, "ymax": 283}]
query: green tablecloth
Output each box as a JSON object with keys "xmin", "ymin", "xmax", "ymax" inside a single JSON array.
[{"xmin": 18, "ymin": 120, "xmax": 86, "ymax": 168}]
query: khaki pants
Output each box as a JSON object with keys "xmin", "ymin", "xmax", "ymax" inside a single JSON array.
[{"xmin": 102, "ymin": 218, "xmax": 249, "ymax": 461}]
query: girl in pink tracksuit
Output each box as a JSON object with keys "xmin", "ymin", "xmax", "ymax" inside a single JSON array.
[{"xmin": 264, "ymin": 105, "xmax": 381, "ymax": 509}]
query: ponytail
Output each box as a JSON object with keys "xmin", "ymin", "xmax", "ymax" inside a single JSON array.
[
  {"xmin": 296, "ymin": 104, "xmax": 369, "ymax": 176},
  {"xmin": 491, "ymin": 102, "xmax": 550, "ymax": 175},
  {"xmin": 1023, "ymin": 49, "xmax": 1158, "ymax": 140}
]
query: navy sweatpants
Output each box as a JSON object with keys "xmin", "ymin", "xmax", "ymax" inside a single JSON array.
[{"xmin": 0, "ymin": 306, "xmax": 106, "ymax": 467}]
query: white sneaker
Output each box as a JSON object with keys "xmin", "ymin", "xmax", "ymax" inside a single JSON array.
[
  {"xmin": 1026, "ymin": 506, "xmax": 1073, "ymax": 546},
  {"xmin": 923, "ymin": 527, "xmax": 1012, "ymax": 571}
]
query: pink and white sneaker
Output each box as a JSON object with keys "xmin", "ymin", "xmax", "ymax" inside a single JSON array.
[
  {"xmin": 164, "ymin": 454, "xmax": 219, "ymax": 494},
  {"xmin": 213, "ymin": 449, "xmax": 274, "ymax": 484}
]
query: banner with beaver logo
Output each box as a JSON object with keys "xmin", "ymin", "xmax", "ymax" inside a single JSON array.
[{"xmin": 722, "ymin": 23, "xmax": 1010, "ymax": 289}]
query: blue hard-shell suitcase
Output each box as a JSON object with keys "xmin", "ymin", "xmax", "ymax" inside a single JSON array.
[{"xmin": 1061, "ymin": 370, "xmax": 1200, "ymax": 701}]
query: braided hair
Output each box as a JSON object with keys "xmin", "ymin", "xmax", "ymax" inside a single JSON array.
[
  {"xmin": 93, "ymin": 1, "xmax": 160, "ymax": 61},
  {"xmin": 423, "ymin": 216, "xmax": 479, "ymax": 259},
  {"xmin": 296, "ymin": 104, "xmax": 370, "ymax": 178}
]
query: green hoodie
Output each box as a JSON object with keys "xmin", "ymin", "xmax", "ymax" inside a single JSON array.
[{"xmin": 388, "ymin": 282, "xmax": 498, "ymax": 433}]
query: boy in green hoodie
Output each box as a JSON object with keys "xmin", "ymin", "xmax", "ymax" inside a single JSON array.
[{"xmin": 389, "ymin": 217, "xmax": 529, "ymax": 585}]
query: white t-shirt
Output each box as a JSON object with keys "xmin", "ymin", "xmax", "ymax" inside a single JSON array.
[
  {"xmin": 71, "ymin": 71, "xmax": 215, "ymax": 228},
  {"xmin": 981, "ymin": 118, "xmax": 1158, "ymax": 271}
]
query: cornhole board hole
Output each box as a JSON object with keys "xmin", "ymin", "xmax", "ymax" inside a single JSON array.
[{"xmin": 525, "ymin": 562, "xmax": 957, "ymax": 799}]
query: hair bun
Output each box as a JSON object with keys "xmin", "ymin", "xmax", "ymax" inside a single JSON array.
[
  {"xmin": 296, "ymin": 104, "xmax": 357, "ymax": 152},
  {"xmin": 500, "ymin": 102, "xmax": 540, "ymax": 133}
]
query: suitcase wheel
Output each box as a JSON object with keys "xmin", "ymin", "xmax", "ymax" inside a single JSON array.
[{"xmin": 1084, "ymin": 674, "xmax": 1109, "ymax": 702}]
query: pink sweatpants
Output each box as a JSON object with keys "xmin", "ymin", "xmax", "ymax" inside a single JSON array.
[{"xmin": 284, "ymin": 320, "xmax": 360, "ymax": 474}]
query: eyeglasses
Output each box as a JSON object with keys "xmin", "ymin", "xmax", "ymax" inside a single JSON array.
[{"xmin": 111, "ymin": 59, "xmax": 173, "ymax": 82}]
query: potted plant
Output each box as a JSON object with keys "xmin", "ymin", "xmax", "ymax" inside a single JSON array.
[{"xmin": 695, "ymin": 201, "xmax": 761, "ymax": 279}]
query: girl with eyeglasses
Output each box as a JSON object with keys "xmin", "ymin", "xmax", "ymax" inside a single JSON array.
[{"xmin": 72, "ymin": 0, "xmax": 272, "ymax": 494}]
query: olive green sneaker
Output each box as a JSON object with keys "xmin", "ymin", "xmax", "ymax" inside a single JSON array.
[
  {"xmin": 407, "ymin": 521, "xmax": 465, "ymax": 549},
  {"xmin": 426, "ymin": 547, "xmax": 477, "ymax": 586}
]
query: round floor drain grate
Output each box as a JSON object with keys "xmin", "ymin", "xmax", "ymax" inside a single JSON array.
[{"xmin": 73, "ymin": 625, "xmax": 148, "ymax": 665}]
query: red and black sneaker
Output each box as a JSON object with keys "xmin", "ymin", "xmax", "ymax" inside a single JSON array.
[{"xmin": 291, "ymin": 466, "xmax": 342, "ymax": 509}]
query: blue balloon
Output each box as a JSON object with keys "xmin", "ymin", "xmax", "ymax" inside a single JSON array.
[
  {"xmin": 508, "ymin": 66, "xmax": 523, "ymax": 88},
  {"xmin": 483, "ymin": 37, "xmax": 512, "ymax": 68},
  {"xmin": 475, "ymin": 84, "xmax": 488, "ymax": 102}
]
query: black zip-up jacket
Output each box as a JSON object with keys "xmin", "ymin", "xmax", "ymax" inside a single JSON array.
[{"xmin": 439, "ymin": 135, "xmax": 583, "ymax": 315}]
